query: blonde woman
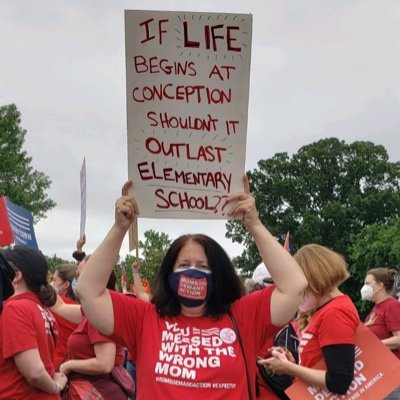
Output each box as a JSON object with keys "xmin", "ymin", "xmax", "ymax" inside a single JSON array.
[{"xmin": 261, "ymin": 244, "xmax": 360, "ymax": 395}]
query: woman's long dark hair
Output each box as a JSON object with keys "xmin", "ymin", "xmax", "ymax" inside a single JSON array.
[{"xmin": 151, "ymin": 234, "xmax": 245, "ymax": 318}]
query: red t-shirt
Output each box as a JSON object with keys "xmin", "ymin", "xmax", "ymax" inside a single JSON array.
[
  {"xmin": 365, "ymin": 296, "xmax": 400, "ymax": 359},
  {"xmin": 298, "ymin": 295, "xmax": 359, "ymax": 368},
  {"xmin": 53, "ymin": 295, "xmax": 78, "ymax": 370},
  {"xmin": 0, "ymin": 292, "xmax": 59, "ymax": 400},
  {"xmin": 67, "ymin": 316, "xmax": 124, "ymax": 366},
  {"xmin": 110, "ymin": 286, "xmax": 278, "ymax": 400}
]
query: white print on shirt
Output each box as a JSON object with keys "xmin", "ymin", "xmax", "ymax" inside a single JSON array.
[
  {"xmin": 305, "ymin": 346, "xmax": 367, "ymax": 399},
  {"xmin": 37, "ymin": 304, "xmax": 58, "ymax": 337},
  {"xmin": 155, "ymin": 321, "xmax": 237, "ymax": 382}
]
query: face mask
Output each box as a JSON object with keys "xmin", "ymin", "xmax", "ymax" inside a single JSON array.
[
  {"xmin": 299, "ymin": 291, "xmax": 318, "ymax": 313},
  {"xmin": 360, "ymin": 284, "xmax": 373, "ymax": 301},
  {"xmin": 71, "ymin": 277, "xmax": 79, "ymax": 297},
  {"xmin": 168, "ymin": 266, "xmax": 213, "ymax": 308}
]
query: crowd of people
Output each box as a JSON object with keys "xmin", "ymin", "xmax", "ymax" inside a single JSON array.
[{"xmin": 0, "ymin": 175, "xmax": 399, "ymax": 399}]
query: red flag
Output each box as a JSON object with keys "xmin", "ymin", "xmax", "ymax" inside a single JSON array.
[
  {"xmin": 0, "ymin": 197, "xmax": 14, "ymax": 247},
  {"xmin": 283, "ymin": 231, "xmax": 290, "ymax": 252}
]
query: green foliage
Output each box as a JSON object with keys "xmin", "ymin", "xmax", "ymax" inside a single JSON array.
[
  {"xmin": 117, "ymin": 230, "xmax": 171, "ymax": 293},
  {"xmin": 226, "ymin": 138, "xmax": 400, "ymax": 314},
  {"xmin": 46, "ymin": 254, "xmax": 75, "ymax": 274},
  {"xmin": 347, "ymin": 221, "xmax": 400, "ymax": 318},
  {"xmin": 138, "ymin": 230, "xmax": 171, "ymax": 290},
  {"xmin": 0, "ymin": 104, "xmax": 56, "ymax": 222}
]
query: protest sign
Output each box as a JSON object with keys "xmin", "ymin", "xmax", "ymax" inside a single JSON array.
[
  {"xmin": 80, "ymin": 157, "xmax": 87, "ymax": 238},
  {"xmin": 0, "ymin": 197, "xmax": 38, "ymax": 249},
  {"xmin": 285, "ymin": 324, "xmax": 400, "ymax": 400},
  {"xmin": 125, "ymin": 10, "xmax": 252, "ymax": 218}
]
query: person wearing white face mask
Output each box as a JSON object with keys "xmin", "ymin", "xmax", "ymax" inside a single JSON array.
[
  {"xmin": 261, "ymin": 244, "xmax": 360, "ymax": 396},
  {"xmin": 362, "ymin": 268, "xmax": 400, "ymax": 399},
  {"xmin": 362, "ymin": 268, "xmax": 400, "ymax": 351}
]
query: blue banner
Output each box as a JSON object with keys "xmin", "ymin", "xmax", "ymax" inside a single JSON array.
[{"xmin": 4, "ymin": 197, "xmax": 38, "ymax": 249}]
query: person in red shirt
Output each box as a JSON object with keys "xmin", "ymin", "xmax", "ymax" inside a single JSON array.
[
  {"xmin": 76, "ymin": 176, "xmax": 308, "ymax": 400},
  {"xmin": 261, "ymin": 244, "xmax": 360, "ymax": 396},
  {"xmin": 362, "ymin": 267, "xmax": 400, "ymax": 399},
  {"xmin": 52, "ymin": 269, "xmax": 132, "ymax": 399},
  {"xmin": 0, "ymin": 245, "xmax": 68, "ymax": 399},
  {"xmin": 362, "ymin": 267, "xmax": 400, "ymax": 357},
  {"xmin": 51, "ymin": 264, "xmax": 79, "ymax": 370}
]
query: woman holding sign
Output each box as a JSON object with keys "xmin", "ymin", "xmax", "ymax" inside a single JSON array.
[{"xmin": 76, "ymin": 175, "xmax": 307, "ymax": 400}]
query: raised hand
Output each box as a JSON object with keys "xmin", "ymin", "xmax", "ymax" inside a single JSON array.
[
  {"xmin": 114, "ymin": 180, "xmax": 140, "ymax": 230},
  {"xmin": 226, "ymin": 174, "xmax": 260, "ymax": 229}
]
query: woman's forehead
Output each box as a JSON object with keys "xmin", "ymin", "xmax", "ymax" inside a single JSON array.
[
  {"xmin": 365, "ymin": 274, "xmax": 375, "ymax": 283},
  {"xmin": 177, "ymin": 241, "xmax": 207, "ymax": 260}
]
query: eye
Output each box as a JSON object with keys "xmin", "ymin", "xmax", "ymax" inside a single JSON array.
[{"xmin": 177, "ymin": 263, "xmax": 190, "ymax": 268}]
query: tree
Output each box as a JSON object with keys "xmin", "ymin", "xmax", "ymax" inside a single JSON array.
[
  {"xmin": 46, "ymin": 254, "xmax": 75, "ymax": 274},
  {"xmin": 120, "ymin": 230, "xmax": 171, "ymax": 292},
  {"xmin": 348, "ymin": 220, "xmax": 400, "ymax": 318},
  {"xmin": 0, "ymin": 104, "xmax": 56, "ymax": 222},
  {"xmin": 227, "ymin": 138, "xmax": 400, "ymax": 281}
]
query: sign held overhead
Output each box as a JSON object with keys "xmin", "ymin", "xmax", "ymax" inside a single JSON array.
[{"xmin": 125, "ymin": 10, "xmax": 252, "ymax": 219}]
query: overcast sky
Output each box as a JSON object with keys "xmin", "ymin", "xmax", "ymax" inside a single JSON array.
[{"xmin": 1, "ymin": 0, "xmax": 399, "ymax": 261}]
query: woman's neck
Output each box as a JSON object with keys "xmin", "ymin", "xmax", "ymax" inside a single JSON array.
[
  {"xmin": 317, "ymin": 287, "xmax": 342, "ymax": 308},
  {"xmin": 374, "ymin": 291, "xmax": 391, "ymax": 304},
  {"xmin": 11, "ymin": 282, "xmax": 29, "ymax": 296},
  {"xmin": 180, "ymin": 303, "xmax": 206, "ymax": 317}
]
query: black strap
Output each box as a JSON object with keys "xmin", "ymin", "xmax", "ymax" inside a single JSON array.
[{"xmin": 228, "ymin": 310, "xmax": 253, "ymax": 400}]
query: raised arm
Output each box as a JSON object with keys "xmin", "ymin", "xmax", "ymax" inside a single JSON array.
[
  {"xmin": 50, "ymin": 295, "xmax": 82, "ymax": 324},
  {"xmin": 76, "ymin": 181, "xmax": 139, "ymax": 335},
  {"xmin": 227, "ymin": 175, "xmax": 307, "ymax": 326},
  {"xmin": 131, "ymin": 261, "xmax": 150, "ymax": 302}
]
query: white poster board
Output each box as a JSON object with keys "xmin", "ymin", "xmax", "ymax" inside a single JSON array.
[
  {"xmin": 125, "ymin": 10, "xmax": 252, "ymax": 219},
  {"xmin": 79, "ymin": 157, "xmax": 86, "ymax": 238}
]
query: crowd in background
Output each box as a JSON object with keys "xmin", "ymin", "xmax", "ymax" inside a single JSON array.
[{"xmin": 0, "ymin": 177, "xmax": 399, "ymax": 399}]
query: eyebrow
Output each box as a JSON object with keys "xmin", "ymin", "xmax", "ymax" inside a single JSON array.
[{"xmin": 177, "ymin": 259, "xmax": 208, "ymax": 264}]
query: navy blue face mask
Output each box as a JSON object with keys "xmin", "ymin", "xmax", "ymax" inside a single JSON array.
[{"xmin": 168, "ymin": 266, "xmax": 213, "ymax": 308}]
